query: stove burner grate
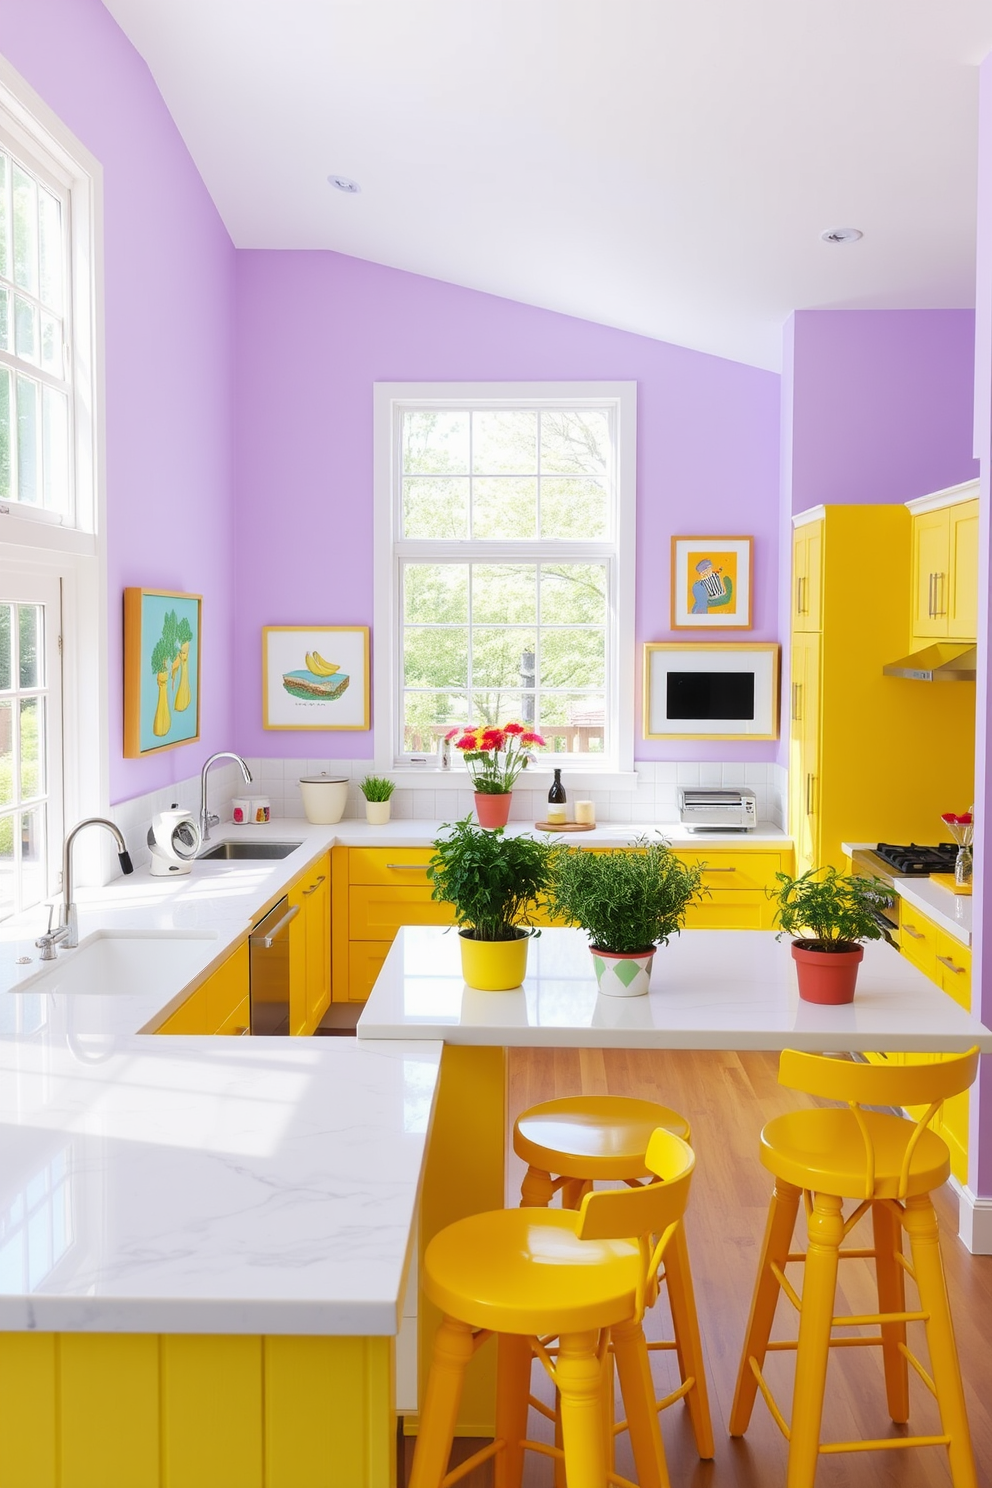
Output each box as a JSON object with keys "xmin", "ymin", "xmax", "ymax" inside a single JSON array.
[{"xmin": 875, "ymin": 842, "xmax": 958, "ymax": 877}]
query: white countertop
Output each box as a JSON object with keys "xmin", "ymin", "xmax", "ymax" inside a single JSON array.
[
  {"xmin": 0, "ymin": 816, "xmax": 789, "ymax": 1337},
  {"xmin": 894, "ymin": 878, "xmax": 973, "ymax": 947},
  {"xmin": 357, "ymin": 926, "xmax": 992, "ymax": 1054}
]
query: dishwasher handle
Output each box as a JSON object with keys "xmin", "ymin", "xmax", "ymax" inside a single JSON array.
[{"xmin": 249, "ymin": 903, "xmax": 300, "ymax": 948}]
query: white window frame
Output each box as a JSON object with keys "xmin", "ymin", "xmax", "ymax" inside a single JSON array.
[
  {"xmin": 374, "ymin": 381, "xmax": 636, "ymax": 784},
  {"xmin": 0, "ymin": 56, "xmax": 107, "ymax": 910}
]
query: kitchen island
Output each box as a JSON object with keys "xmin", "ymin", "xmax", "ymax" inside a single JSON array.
[{"xmin": 357, "ymin": 925, "xmax": 992, "ymax": 1437}]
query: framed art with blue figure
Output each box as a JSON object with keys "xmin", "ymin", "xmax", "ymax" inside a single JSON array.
[{"xmin": 671, "ymin": 536, "xmax": 752, "ymax": 629}]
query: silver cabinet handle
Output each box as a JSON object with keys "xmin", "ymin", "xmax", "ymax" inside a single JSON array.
[
  {"xmin": 303, "ymin": 874, "xmax": 326, "ymax": 896},
  {"xmin": 249, "ymin": 903, "xmax": 300, "ymax": 947},
  {"xmin": 386, "ymin": 863, "xmax": 433, "ymax": 870},
  {"xmin": 705, "ymin": 867, "xmax": 737, "ymax": 873},
  {"xmin": 901, "ymin": 923, "xmax": 925, "ymax": 941},
  {"xmin": 936, "ymin": 955, "xmax": 966, "ymax": 974},
  {"xmin": 927, "ymin": 572, "xmax": 934, "ymax": 618},
  {"xmin": 936, "ymin": 571, "xmax": 947, "ymax": 617}
]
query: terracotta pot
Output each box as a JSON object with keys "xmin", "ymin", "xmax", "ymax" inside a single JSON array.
[
  {"xmin": 791, "ymin": 940, "xmax": 864, "ymax": 1004},
  {"xmin": 459, "ymin": 928, "xmax": 529, "ymax": 990},
  {"xmin": 474, "ymin": 791, "xmax": 512, "ymax": 829},
  {"xmin": 591, "ymin": 945, "xmax": 656, "ymax": 998}
]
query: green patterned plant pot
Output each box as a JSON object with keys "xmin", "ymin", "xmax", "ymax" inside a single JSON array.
[{"xmin": 591, "ymin": 945, "xmax": 656, "ymax": 998}]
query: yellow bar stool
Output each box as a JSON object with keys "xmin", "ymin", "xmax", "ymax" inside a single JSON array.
[
  {"xmin": 730, "ymin": 1047, "xmax": 981, "ymax": 1488},
  {"xmin": 513, "ymin": 1095, "xmax": 714, "ymax": 1462},
  {"xmin": 410, "ymin": 1128, "xmax": 695, "ymax": 1488}
]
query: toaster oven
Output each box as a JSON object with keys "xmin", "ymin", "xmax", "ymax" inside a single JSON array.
[{"xmin": 678, "ymin": 788, "xmax": 757, "ymax": 831}]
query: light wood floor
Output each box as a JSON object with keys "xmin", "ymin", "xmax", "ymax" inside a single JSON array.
[{"xmin": 401, "ymin": 1048, "xmax": 992, "ymax": 1487}]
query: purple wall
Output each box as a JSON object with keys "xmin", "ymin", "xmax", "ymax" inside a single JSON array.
[
  {"xmin": 233, "ymin": 250, "xmax": 781, "ymax": 761},
  {"xmin": 0, "ymin": 0, "xmax": 237, "ymax": 804},
  {"xmin": 785, "ymin": 310, "xmax": 979, "ymax": 515}
]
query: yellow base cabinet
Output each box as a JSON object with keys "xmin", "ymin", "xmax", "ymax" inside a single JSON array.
[
  {"xmin": 156, "ymin": 942, "xmax": 250, "ymax": 1036},
  {"xmin": 0, "ymin": 1330, "xmax": 394, "ymax": 1488},
  {"xmin": 289, "ymin": 853, "xmax": 331, "ymax": 1035}
]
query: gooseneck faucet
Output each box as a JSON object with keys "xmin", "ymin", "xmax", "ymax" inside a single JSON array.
[
  {"xmin": 200, "ymin": 752, "xmax": 253, "ymax": 843},
  {"xmin": 36, "ymin": 817, "xmax": 134, "ymax": 958}
]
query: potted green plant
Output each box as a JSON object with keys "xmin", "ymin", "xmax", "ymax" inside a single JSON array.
[
  {"xmin": 359, "ymin": 774, "xmax": 396, "ymax": 825},
  {"xmin": 446, "ymin": 722, "xmax": 546, "ymax": 828},
  {"xmin": 545, "ymin": 839, "xmax": 705, "ymax": 997},
  {"xmin": 427, "ymin": 816, "xmax": 552, "ymax": 990},
  {"xmin": 769, "ymin": 866, "xmax": 890, "ymax": 1004}
]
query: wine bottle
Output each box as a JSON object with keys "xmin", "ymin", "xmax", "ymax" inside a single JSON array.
[{"xmin": 548, "ymin": 769, "xmax": 566, "ymax": 805}]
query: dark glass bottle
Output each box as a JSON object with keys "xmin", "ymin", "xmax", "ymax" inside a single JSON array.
[{"xmin": 548, "ymin": 769, "xmax": 566, "ymax": 806}]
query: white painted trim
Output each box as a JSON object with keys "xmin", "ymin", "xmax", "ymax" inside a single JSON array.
[
  {"xmin": 951, "ymin": 1178, "xmax": 992, "ymax": 1254},
  {"xmin": 791, "ymin": 505, "xmax": 826, "ymax": 528},
  {"xmin": 373, "ymin": 381, "xmax": 636, "ymax": 776},
  {"xmin": 905, "ymin": 479, "xmax": 981, "ymax": 516}
]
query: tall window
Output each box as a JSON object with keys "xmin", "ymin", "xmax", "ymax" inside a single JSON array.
[
  {"xmin": 0, "ymin": 136, "xmax": 71, "ymax": 520},
  {"xmin": 375, "ymin": 384, "xmax": 635, "ymax": 772}
]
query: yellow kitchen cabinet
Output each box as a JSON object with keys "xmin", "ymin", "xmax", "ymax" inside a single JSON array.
[
  {"xmin": 672, "ymin": 848, "xmax": 791, "ymax": 930},
  {"xmin": 157, "ymin": 942, "xmax": 250, "ymax": 1035},
  {"xmin": 789, "ymin": 502, "xmax": 974, "ymax": 870},
  {"xmin": 791, "ymin": 517, "xmax": 822, "ymax": 632},
  {"xmin": 288, "ymin": 852, "xmax": 331, "ymax": 1035},
  {"xmin": 908, "ymin": 485, "xmax": 979, "ymax": 642}
]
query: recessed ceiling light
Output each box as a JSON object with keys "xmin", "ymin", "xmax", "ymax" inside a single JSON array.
[
  {"xmin": 328, "ymin": 175, "xmax": 361, "ymax": 194},
  {"xmin": 820, "ymin": 227, "xmax": 863, "ymax": 244}
]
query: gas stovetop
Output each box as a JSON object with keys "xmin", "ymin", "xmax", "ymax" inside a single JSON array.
[{"xmin": 873, "ymin": 842, "xmax": 958, "ymax": 877}]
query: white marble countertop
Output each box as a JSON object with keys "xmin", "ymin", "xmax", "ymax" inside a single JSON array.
[{"xmin": 357, "ymin": 926, "xmax": 992, "ymax": 1053}]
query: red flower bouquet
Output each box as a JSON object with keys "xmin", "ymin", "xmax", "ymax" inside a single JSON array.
[{"xmin": 445, "ymin": 722, "xmax": 546, "ymax": 794}]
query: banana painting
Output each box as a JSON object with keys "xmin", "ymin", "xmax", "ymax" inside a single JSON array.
[{"xmin": 305, "ymin": 651, "xmax": 340, "ymax": 677}]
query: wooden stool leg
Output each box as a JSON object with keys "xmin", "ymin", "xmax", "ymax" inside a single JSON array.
[
  {"xmin": 494, "ymin": 1333, "xmax": 532, "ymax": 1488},
  {"xmin": 520, "ymin": 1165, "xmax": 555, "ymax": 1207},
  {"xmin": 556, "ymin": 1329, "xmax": 609, "ymax": 1488},
  {"xmin": 562, "ymin": 1177, "xmax": 591, "ymax": 1210},
  {"xmin": 903, "ymin": 1195, "xmax": 978, "ymax": 1488},
  {"xmin": 410, "ymin": 1317, "xmax": 476, "ymax": 1488},
  {"xmin": 788, "ymin": 1191, "xmax": 844, "ymax": 1488},
  {"xmin": 871, "ymin": 1199, "xmax": 909, "ymax": 1423},
  {"xmin": 663, "ymin": 1220, "xmax": 714, "ymax": 1458},
  {"xmin": 729, "ymin": 1178, "xmax": 801, "ymax": 1435},
  {"xmin": 612, "ymin": 1317, "xmax": 670, "ymax": 1488}
]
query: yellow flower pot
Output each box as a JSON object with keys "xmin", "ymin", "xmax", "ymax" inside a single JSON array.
[{"xmin": 459, "ymin": 929, "xmax": 529, "ymax": 991}]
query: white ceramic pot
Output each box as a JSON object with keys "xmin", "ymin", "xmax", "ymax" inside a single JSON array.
[
  {"xmin": 299, "ymin": 775, "xmax": 349, "ymax": 824},
  {"xmin": 591, "ymin": 946, "xmax": 655, "ymax": 998},
  {"xmin": 365, "ymin": 800, "xmax": 391, "ymax": 825}
]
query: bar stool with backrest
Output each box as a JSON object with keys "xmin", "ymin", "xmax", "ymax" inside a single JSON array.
[
  {"xmin": 513, "ymin": 1094, "xmax": 714, "ymax": 1462},
  {"xmin": 410, "ymin": 1127, "xmax": 696, "ymax": 1488},
  {"xmin": 730, "ymin": 1046, "xmax": 980, "ymax": 1488}
]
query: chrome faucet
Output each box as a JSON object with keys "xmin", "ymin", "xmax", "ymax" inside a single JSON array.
[
  {"xmin": 199, "ymin": 752, "xmax": 252, "ymax": 843},
  {"xmin": 36, "ymin": 817, "xmax": 134, "ymax": 958}
]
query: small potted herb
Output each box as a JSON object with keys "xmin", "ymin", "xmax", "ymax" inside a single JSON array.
[
  {"xmin": 769, "ymin": 866, "xmax": 890, "ymax": 1003},
  {"xmin": 359, "ymin": 774, "xmax": 396, "ymax": 825},
  {"xmin": 427, "ymin": 817, "xmax": 551, "ymax": 989},
  {"xmin": 545, "ymin": 839, "xmax": 705, "ymax": 997}
]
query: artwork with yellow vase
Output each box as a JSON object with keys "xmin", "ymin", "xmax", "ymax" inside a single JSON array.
[{"xmin": 123, "ymin": 588, "xmax": 202, "ymax": 757}]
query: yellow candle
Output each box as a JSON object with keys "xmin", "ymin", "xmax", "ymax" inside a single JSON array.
[
  {"xmin": 546, "ymin": 803, "xmax": 567, "ymax": 825},
  {"xmin": 575, "ymin": 799, "xmax": 595, "ymax": 825}
]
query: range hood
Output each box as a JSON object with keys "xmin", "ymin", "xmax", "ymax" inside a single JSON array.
[{"xmin": 882, "ymin": 643, "xmax": 977, "ymax": 682}]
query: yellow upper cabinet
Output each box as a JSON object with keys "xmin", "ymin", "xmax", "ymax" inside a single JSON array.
[
  {"xmin": 792, "ymin": 515, "xmax": 823, "ymax": 632},
  {"xmin": 908, "ymin": 483, "xmax": 979, "ymax": 643}
]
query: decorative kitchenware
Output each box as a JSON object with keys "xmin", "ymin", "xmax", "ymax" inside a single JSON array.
[
  {"xmin": 147, "ymin": 807, "xmax": 201, "ymax": 876},
  {"xmin": 299, "ymin": 774, "xmax": 349, "ymax": 824}
]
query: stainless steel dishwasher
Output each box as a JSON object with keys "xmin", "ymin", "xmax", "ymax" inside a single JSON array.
[{"xmin": 249, "ymin": 896, "xmax": 299, "ymax": 1034}]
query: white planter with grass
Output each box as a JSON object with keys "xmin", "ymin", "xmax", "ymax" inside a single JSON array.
[
  {"xmin": 360, "ymin": 774, "xmax": 395, "ymax": 826},
  {"xmin": 365, "ymin": 800, "xmax": 391, "ymax": 825}
]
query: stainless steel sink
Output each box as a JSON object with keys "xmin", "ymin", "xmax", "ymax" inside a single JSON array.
[{"xmin": 199, "ymin": 841, "xmax": 302, "ymax": 861}]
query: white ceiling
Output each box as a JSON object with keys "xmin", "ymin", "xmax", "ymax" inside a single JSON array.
[{"xmin": 101, "ymin": 1, "xmax": 992, "ymax": 370}]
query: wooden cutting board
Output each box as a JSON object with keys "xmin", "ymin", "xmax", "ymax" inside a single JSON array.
[
  {"xmin": 534, "ymin": 821, "xmax": 596, "ymax": 832},
  {"xmin": 929, "ymin": 872, "xmax": 972, "ymax": 896}
]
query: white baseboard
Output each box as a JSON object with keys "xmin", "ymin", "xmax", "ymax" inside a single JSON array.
[{"xmin": 951, "ymin": 1179, "xmax": 992, "ymax": 1253}]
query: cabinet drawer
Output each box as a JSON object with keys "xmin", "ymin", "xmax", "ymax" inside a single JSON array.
[
  {"xmin": 898, "ymin": 907, "xmax": 937, "ymax": 977},
  {"xmin": 683, "ymin": 893, "xmax": 774, "ymax": 931},
  {"xmin": 216, "ymin": 996, "xmax": 251, "ymax": 1035},
  {"xmin": 349, "ymin": 848, "xmax": 435, "ymax": 886},
  {"xmin": 348, "ymin": 942, "xmax": 391, "ymax": 1003},
  {"xmin": 673, "ymin": 852, "xmax": 782, "ymax": 892},
  {"xmin": 349, "ymin": 886, "xmax": 454, "ymax": 939},
  {"xmin": 934, "ymin": 931, "xmax": 970, "ymax": 1008}
]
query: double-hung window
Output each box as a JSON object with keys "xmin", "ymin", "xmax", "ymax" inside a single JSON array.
[{"xmin": 375, "ymin": 383, "xmax": 635, "ymax": 774}]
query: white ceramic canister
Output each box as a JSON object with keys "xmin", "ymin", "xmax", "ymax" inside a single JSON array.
[
  {"xmin": 251, "ymin": 797, "xmax": 271, "ymax": 823},
  {"xmin": 232, "ymin": 798, "xmax": 251, "ymax": 825},
  {"xmin": 299, "ymin": 774, "xmax": 349, "ymax": 824}
]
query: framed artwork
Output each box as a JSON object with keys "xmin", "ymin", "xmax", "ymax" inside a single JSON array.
[
  {"xmin": 123, "ymin": 588, "xmax": 202, "ymax": 757},
  {"xmin": 643, "ymin": 642, "xmax": 779, "ymax": 740},
  {"xmin": 671, "ymin": 536, "xmax": 752, "ymax": 629},
  {"xmin": 263, "ymin": 625, "xmax": 370, "ymax": 730}
]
